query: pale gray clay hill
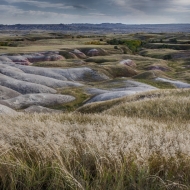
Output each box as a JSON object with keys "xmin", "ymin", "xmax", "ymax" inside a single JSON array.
[
  {"xmin": 24, "ymin": 105, "xmax": 63, "ymax": 113},
  {"xmin": 0, "ymin": 104, "xmax": 19, "ymax": 115},
  {"xmin": 155, "ymin": 77, "xmax": 190, "ymax": 88},
  {"xmin": 0, "ymin": 85, "xmax": 21, "ymax": 100},
  {"xmin": 0, "ymin": 49, "xmax": 190, "ymax": 114},
  {"xmin": 0, "ymin": 94, "xmax": 75, "ymax": 110},
  {"xmin": 86, "ymin": 80, "xmax": 157, "ymax": 104},
  {"xmin": 0, "ymin": 64, "xmax": 83, "ymax": 88},
  {"xmin": 0, "ymin": 73, "xmax": 57, "ymax": 94},
  {"xmin": 0, "ymin": 51, "xmax": 64, "ymax": 65},
  {"xmin": 7, "ymin": 64, "xmax": 109, "ymax": 82}
]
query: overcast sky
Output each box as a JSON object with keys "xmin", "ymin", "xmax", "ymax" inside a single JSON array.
[{"xmin": 0, "ymin": 0, "xmax": 190, "ymax": 24}]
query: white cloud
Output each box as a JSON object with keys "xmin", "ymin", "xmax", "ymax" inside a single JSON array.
[
  {"xmin": 0, "ymin": 4, "xmax": 114, "ymax": 24},
  {"xmin": 114, "ymin": 0, "xmax": 126, "ymax": 6},
  {"xmin": 0, "ymin": 4, "xmax": 23, "ymax": 13},
  {"xmin": 173, "ymin": 0, "xmax": 190, "ymax": 6},
  {"xmin": 164, "ymin": 0, "xmax": 190, "ymax": 14},
  {"xmin": 5, "ymin": 0, "xmax": 73, "ymax": 9},
  {"xmin": 1, "ymin": 0, "xmax": 190, "ymax": 24},
  {"xmin": 165, "ymin": 7, "xmax": 190, "ymax": 13},
  {"xmin": 89, "ymin": 13, "xmax": 106, "ymax": 16}
]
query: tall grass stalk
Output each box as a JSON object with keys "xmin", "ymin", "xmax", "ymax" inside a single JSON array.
[{"xmin": 0, "ymin": 113, "xmax": 190, "ymax": 189}]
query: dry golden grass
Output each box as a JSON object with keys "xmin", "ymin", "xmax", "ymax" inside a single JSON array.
[
  {"xmin": 104, "ymin": 89, "xmax": 190, "ymax": 122},
  {"xmin": 0, "ymin": 108, "xmax": 190, "ymax": 189},
  {"xmin": 140, "ymin": 48, "xmax": 178, "ymax": 57},
  {"xmin": 77, "ymin": 89, "xmax": 190, "ymax": 115},
  {"xmin": 0, "ymin": 44, "xmax": 114, "ymax": 54}
]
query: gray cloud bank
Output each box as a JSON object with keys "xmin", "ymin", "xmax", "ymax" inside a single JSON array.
[{"xmin": 0, "ymin": 0, "xmax": 190, "ymax": 24}]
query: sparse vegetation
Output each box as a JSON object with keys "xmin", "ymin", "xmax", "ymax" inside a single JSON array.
[
  {"xmin": 134, "ymin": 79, "xmax": 176, "ymax": 89},
  {"xmin": 49, "ymin": 87, "xmax": 90, "ymax": 111},
  {"xmin": 107, "ymin": 39, "xmax": 142, "ymax": 53},
  {"xmin": 85, "ymin": 41, "xmax": 106, "ymax": 45},
  {"xmin": 105, "ymin": 89, "xmax": 190, "ymax": 121},
  {"xmin": 77, "ymin": 89, "xmax": 190, "ymax": 114},
  {"xmin": 1, "ymin": 97, "xmax": 190, "ymax": 189}
]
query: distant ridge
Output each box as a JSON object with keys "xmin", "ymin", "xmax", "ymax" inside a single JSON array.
[{"xmin": 0, "ymin": 23, "xmax": 190, "ymax": 33}]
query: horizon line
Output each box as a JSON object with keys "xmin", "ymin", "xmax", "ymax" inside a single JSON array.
[{"xmin": 0, "ymin": 23, "xmax": 190, "ymax": 25}]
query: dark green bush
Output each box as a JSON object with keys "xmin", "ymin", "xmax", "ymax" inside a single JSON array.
[
  {"xmin": 107, "ymin": 39, "xmax": 142, "ymax": 53},
  {"xmin": 169, "ymin": 38, "xmax": 177, "ymax": 43},
  {"xmin": 163, "ymin": 54, "xmax": 172, "ymax": 60}
]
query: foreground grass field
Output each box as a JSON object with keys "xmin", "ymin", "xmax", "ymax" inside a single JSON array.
[{"xmin": 0, "ymin": 89, "xmax": 190, "ymax": 190}]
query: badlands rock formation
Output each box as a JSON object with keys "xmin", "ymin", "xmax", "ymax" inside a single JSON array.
[
  {"xmin": 155, "ymin": 77, "xmax": 190, "ymax": 88},
  {"xmin": 119, "ymin": 59, "xmax": 136, "ymax": 67},
  {"xmin": 7, "ymin": 55, "xmax": 31, "ymax": 65},
  {"xmin": 2, "ymin": 50, "xmax": 188, "ymax": 114},
  {"xmin": 6, "ymin": 64, "xmax": 108, "ymax": 82},
  {"xmin": 0, "ymin": 53, "xmax": 109, "ymax": 113},
  {"xmin": 147, "ymin": 65, "xmax": 170, "ymax": 71},
  {"xmin": 0, "ymin": 56, "xmax": 13, "ymax": 63},
  {"xmin": 82, "ymin": 48, "xmax": 107, "ymax": 56},
  {"xmin": 0, "ymin": 86, "xmax": 21, "ymax": 100},
  {"xmin": 68, "ymin": 52, "xmax": 78, "ymax": 59},
  {"xmin": 0, "ymin": 93, "xmax": 75, "ymax": 110},
  {"xmin": 71, "ymin": 49, "xmax": 87, "ymax": 59},
  {"xmin": 23, "ymin": 52, "xmax": 64, "ymax": 62},
  {"xmin": 0, "ymin": 104, "xmax": 18, "ymax": 115},
  {"xmin": 86, "ymin": 80, "xmax": 157, "ymax": 104},
  {"xmin": 0, "ymin": 51, "xmax": 64, "ymax": 66},
  {"xmin": 0, "ymin": 73, "xmax": 57, "ymax": 94},
  {"xmin": 24, "ymin": 105, "xmax": 63, "ymax": 113},
  {"xmin": 0, "ymin": 64, "xmax": 83, "ymax": 88},
  {"xmin": 87, "ymin": 49, "xmax": 99, "ymax": 56}
]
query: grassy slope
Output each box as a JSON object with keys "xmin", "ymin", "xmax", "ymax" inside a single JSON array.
[
  {"xmin": 1, "ymin": 96, "xmax": 190, "ymax": 189},
  {"xmin": 77, "ymin": 89, "xmax": 190, "ymax": 116},
  {"xmin": 105, "ymin": 89, "xmax": 190, "ymax": 122}
]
